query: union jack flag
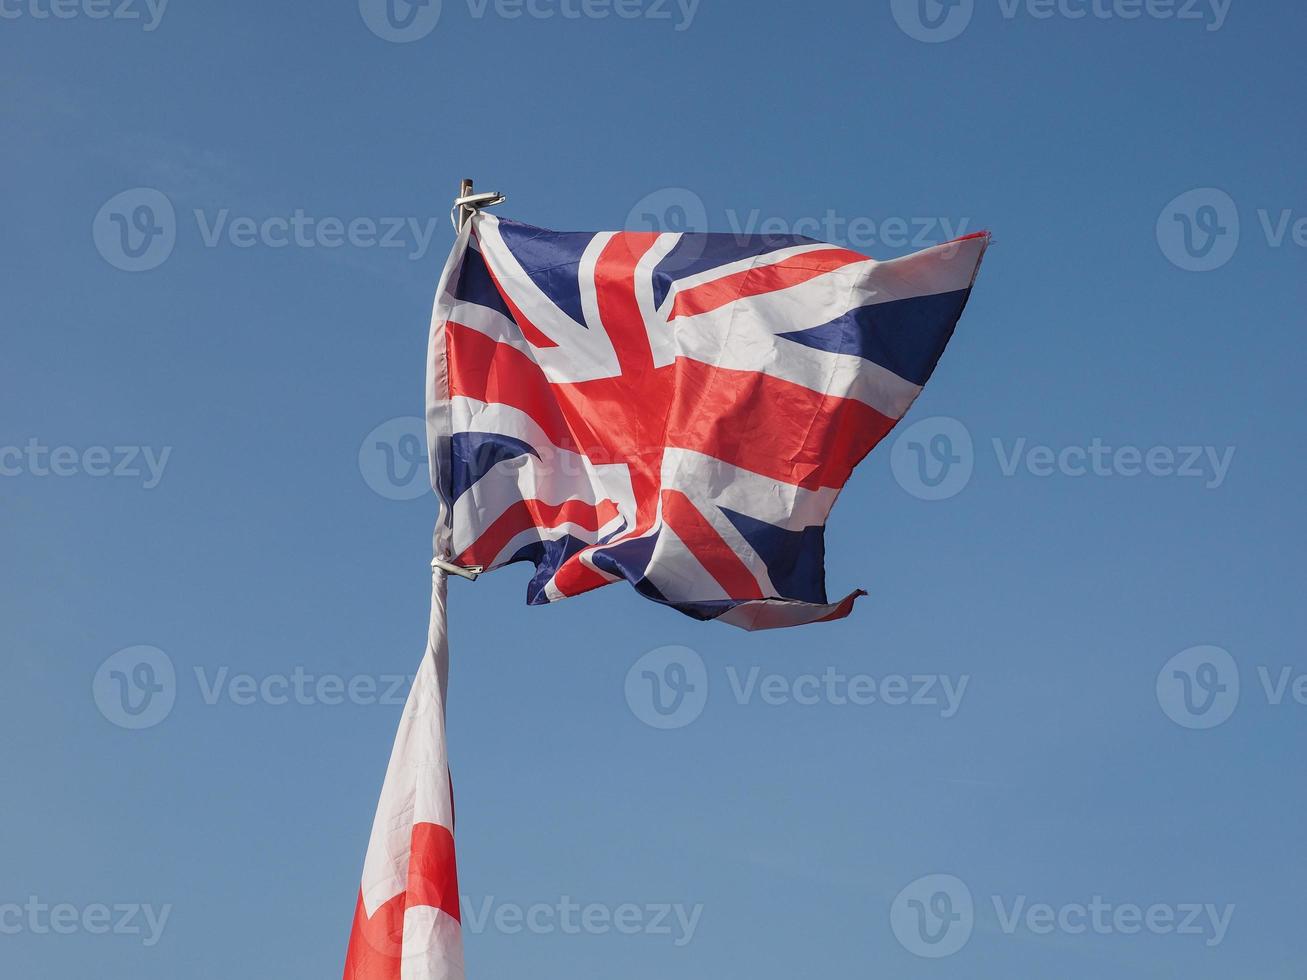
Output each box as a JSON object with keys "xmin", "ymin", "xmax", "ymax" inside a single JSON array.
[
  {"xmin": 428, "ymin": 212, "xmax": 989, "ymax": 630},
  {"xmin": 345, "ymin": 209, "xmax": 989, "ymax": 980}
]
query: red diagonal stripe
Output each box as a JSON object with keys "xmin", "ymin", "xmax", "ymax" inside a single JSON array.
[
  {"xmin": 660, "ymin": 489, "xmax": 764, "ymax": 599},
  {"xmin": 669, "ymin": 247, "xmax": 868, "ymax": 320},
  {"xmin": 550, "ymin": 552, "xmax": 620, "ymax": 598},
  {"xmin": 446, "ymin": 321, "xmax": 572, "ymax": 450},
  {"xmin": 595, "ymin": 232, "xmax": 661, "ymax": 375}
]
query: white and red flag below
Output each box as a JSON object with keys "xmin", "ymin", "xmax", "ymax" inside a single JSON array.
[
  {"xmin": 345, "ymin": 569, "xmax": 462, "ymax": 980},
  {"xmin": 345, "ymin": 208, "xmax": 990, "ymax": 977}
]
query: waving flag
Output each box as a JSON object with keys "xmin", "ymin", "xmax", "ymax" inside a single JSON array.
[
  {"xmin": 346, "ymin": 206, "xmax": 989, "ymax": 980},
  {"xmin": 428, "ymin": 213, "xmax": 989, "ymax": 629}
]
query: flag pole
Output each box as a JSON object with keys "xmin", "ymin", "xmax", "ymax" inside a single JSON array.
[
  {"xmin": 457, "ymin": 178, "xmax": 474, "ymax": 230},
  {"xmin": 345, "ymin": 178, "xmax": 513, "ymax": 980},
  {"xmin": 436, "ymin": 179, "xmax": 482, "ymax": 582},
  {"xmin": 437, "ymin": 177, "xmax": 503, "ymax": 583}
]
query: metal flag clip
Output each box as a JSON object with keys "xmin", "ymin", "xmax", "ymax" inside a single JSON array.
[
  {"xmin": 433, "ymin": 557, "xmax": 483, "ymax": 581},
  {"xmin": 451, "ymin": 178, "xmax": 506, "ymax": 231}
]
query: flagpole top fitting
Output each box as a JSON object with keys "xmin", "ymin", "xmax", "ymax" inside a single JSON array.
[{"xmin": 452, "ymin": 178, "xmax": 506, "ymax": 231}]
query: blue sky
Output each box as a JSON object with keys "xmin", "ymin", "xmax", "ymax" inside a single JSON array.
[{"xmin": 2, "ymin": 1, "xmax": 1304, "ymax": 977}]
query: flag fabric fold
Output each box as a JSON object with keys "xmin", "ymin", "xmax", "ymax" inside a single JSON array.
[{"xmin": 428, "ymin": 213, "xmax": 989, "ymax": 629}]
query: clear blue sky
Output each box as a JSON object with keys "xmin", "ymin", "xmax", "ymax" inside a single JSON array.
[{"xmin": 2, "ymin": 2, "xmax": 1304, "ymax": 977}]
